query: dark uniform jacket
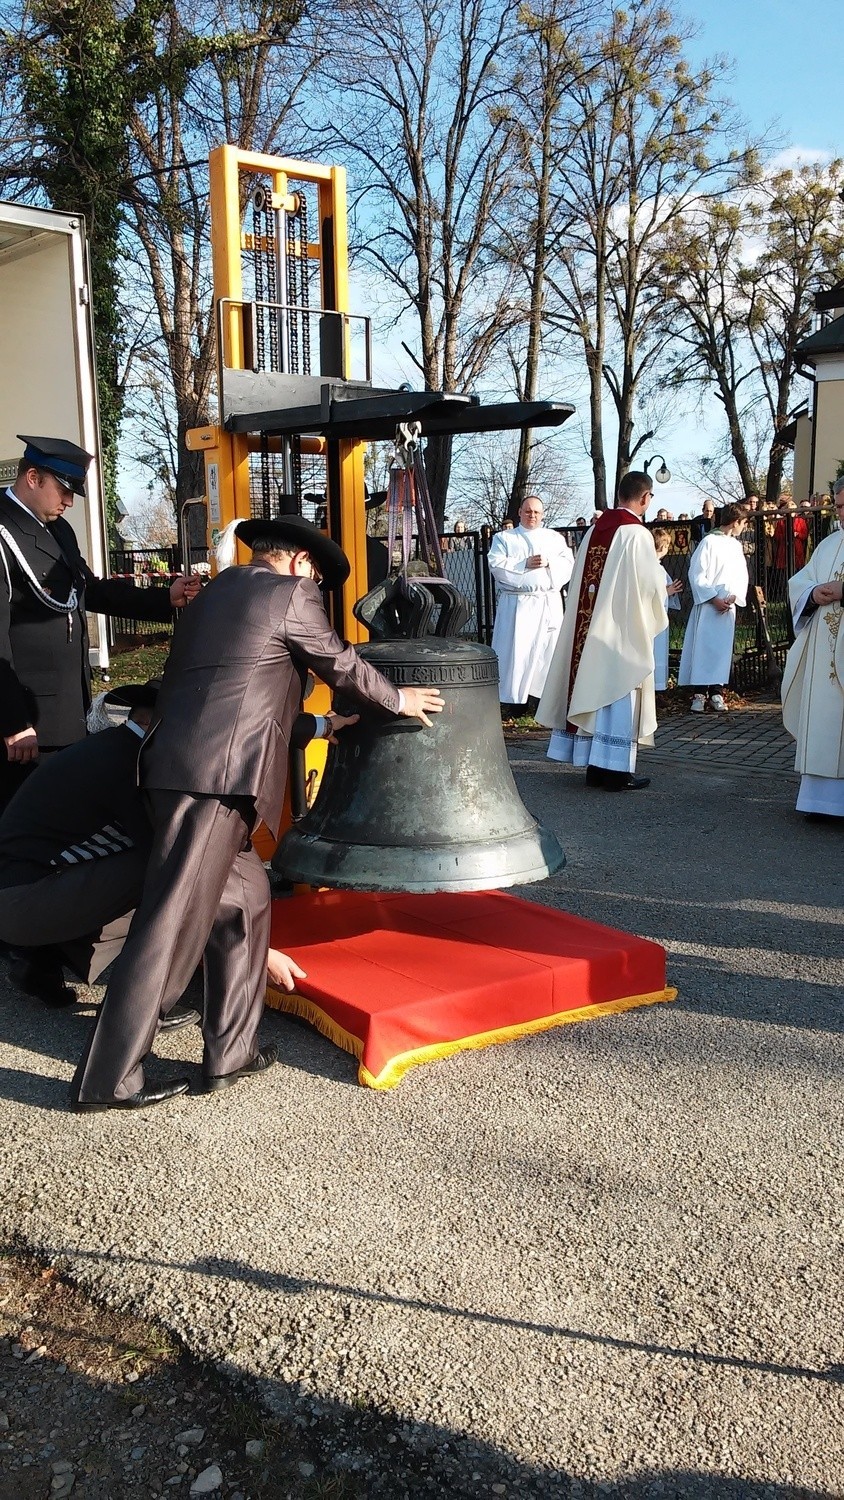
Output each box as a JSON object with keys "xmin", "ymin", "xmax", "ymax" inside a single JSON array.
[
  {"xmin": 143, "ymin": 564, "xmax": 401, "ymax": 835},
  {"xmin": 0, "ymin": 490, "xmax": 174, "ymax": 747},
  {"xmin": 0, "ymin": 725, "xmax": 153, "ymax": 889}
]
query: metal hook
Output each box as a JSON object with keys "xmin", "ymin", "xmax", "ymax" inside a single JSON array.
[{"xmin": 393, "ymin": 420, "xmax": 421, "ymax": 468}]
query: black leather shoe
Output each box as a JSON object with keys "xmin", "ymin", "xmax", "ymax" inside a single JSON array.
[
  {"xmin": 596, "ymin": 769, "xmax": 651, "ymax": 791},
  {"xmin": 159, "ymin": 1003, "xmax": 202, "ymax": 1032},
  {"xmin": 585, "ymin": 765, "xmax": 606, "ymax": 787},
  {"xmin": 71, "ymin": 1077, "xmax": 190, "ymax": 1114},
  {"xmin": 202, "ymin": 1043, "xmax": 279, "ymax": 1094},
  {"xmin": 10, "ymin": 957, "xmax": 77, "ymax": 1008}
]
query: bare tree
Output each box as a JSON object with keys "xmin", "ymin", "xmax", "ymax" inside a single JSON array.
[
  {"xmin": 454, "ymin": 430, "xmax": 570, "ymax": 529},
  {"xmin": 122, "ymin": 493, "xmax": 179, "ymax": 546},
  {"xmin": 541, "ymin": 1, "xmax": 746, "ymax": 509},
  {"xmin": 743, "ymin": 160, "xmax": 844, "ymax": 502},
  {"xmin": 324, "ymin": 0, "xmax": 522, "ymax": 524},
  {"xmin": 660, "ymin": 159, "xmax": 844, "ymax": 503},
  {"xmin": 497, "ymin": 0, "xmax": 595, "ymax": 517},
  {"xmin": 657, "ymin": 194, "xmax": 762, "ymax": 498},
  {"xmin": 122, "ymin": 0, "xmax": 329, "ymax": 511}
]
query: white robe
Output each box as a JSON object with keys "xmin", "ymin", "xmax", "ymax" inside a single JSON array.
[
  {"xmin": 677, "ymin": 532, "xmax": 748, "ymax": 688},
  {"xmin": 654, "ymin": 564, "xmax": 682, "ymax": 692},
  {"xmin": 781, "ymin": 528, "xmax": 844, "ymax": 815},
  {"xmin": 488, "ymin": 525, "xmax": 573, "ymax": 702},
  {"xmin": 537, "ymin": 516, "xmax": 668, "ymax": 770}
]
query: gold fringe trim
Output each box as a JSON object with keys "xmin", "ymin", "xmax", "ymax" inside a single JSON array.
[{"xmin": 265, "ymin": 983, "xmax": 678, "ymax": 1091}]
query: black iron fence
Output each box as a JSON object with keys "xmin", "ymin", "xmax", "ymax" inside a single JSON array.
[
  {"xmin": 105, "ymin": 546, "xmax": 211, "ymax": 643},
  {"xmin": 107, "ymin": 513, "xmax": 833, "ymax": 690}
]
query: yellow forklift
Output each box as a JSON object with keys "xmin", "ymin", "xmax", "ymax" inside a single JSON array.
[{"xmin": 187, "ymin": 144, "xmax": 573, "ymax": 855}]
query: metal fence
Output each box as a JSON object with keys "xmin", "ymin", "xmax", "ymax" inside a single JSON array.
[
  {"xmin": 106, "ymin": 546, "xmax": 182, "ymax": 643},
  {"xmin": 108, "ymin": 513, "xmax": 832, "ymax": 689},
  {"xmin": 640, "ymin": 510, "xmax": 836, "ymax": 691},
  {"xmin": 105, "ymin": 546, "xmax": 212, "ymax": 642}
]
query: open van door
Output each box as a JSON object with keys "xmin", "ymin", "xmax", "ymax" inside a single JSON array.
[{"xmin": 0, "ymin": 202, "xmax": 109, "ymax": 666}]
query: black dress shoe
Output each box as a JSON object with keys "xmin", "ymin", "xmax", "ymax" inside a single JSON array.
[
  {"xmin": 595, "ymin": 769, "xmax": 651, "ymax": 791},
  {"xmin": 159, "ymin": 1002, "xmax": 202, "ymax": 1032},
  {"xmin": 202, "ymin": 1043, "xmax": 279, "ymax": 1094},
  {"xmin": 71, "ymin": 1077, "xmax": 191, "ymax": 1114},
  {"xmin": 10, "ymin": 957, "xmax": 77, "ymax": 1008},
  {"xmin": 585, "ymin": 765, "xmax": 606, "ymax": 788}
]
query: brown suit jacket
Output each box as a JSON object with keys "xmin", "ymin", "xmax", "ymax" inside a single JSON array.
[{"xmin": 142, "ymin": 565, "xmax": 401, "ymax": 834}]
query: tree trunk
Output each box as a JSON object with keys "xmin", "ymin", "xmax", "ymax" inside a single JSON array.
[
  {"xmin": 509, "ymin": 427, "xmax": 534, "ymax": 521},
  {"xmin": 586, "ymin": 353, "xmax": 607, "ymax": 510},
  {"xmin": 765, "ymin": 444, "xmax": 787, "ymax": 505},
  {"xmin": 424, "ymin": 434, "xmax": 454, "ymax": 528}
]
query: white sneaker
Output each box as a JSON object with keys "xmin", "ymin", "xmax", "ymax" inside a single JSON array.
[
  {"xmin": 709, "ymin": 693, "xmax": 727, "ymax": 712},
  {"xmin": 690, "ymin": 694, "xmax": 706, "ymax": 713}
]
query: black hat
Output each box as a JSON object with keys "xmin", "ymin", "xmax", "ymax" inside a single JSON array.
[
  {"xmin": 103, "ymin": 678, "xmax": 161, "ymax": 710},
  {"xmin": 235, "ymin": 516, "xmax": 350, "ymax": 588},
  {"xmin": 17, "ymin": 435, "xmax": 93, "ymax": 497}
]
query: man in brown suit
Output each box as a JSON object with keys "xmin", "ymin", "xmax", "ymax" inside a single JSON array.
[{"xmin": 71, "ymin": 516, "xmax": 444, "ymax": 1112}]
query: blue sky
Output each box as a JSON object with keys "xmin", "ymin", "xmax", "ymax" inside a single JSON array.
[{"xmin": 681, "ymin": 0, "xmax": 839, "ymax": 159}]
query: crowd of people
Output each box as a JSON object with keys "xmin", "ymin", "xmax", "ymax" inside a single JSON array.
[
  {"xmin": 1, "ymin": 431, "xmax": 842, "ymax": 1113},
  {"xmin": 485, "ymin": 478, "xmax": 844, "ymax": 811}
]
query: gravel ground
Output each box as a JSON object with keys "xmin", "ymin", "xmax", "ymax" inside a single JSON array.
[{"xmin": 0, "ymin": 741, "xmax": 842, "ymax": 1499}]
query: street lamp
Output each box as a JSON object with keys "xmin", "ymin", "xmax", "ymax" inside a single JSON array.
[{"xmin": 644, "ymin": 454, "xmax": 671, "ymax": 484}]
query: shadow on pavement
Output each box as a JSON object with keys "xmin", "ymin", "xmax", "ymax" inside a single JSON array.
[{"xmin": 3, "ymin": 1242, "xmax": 840, "ymax": 1498}]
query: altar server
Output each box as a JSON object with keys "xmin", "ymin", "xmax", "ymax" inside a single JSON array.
[
  {"xmin": 651, "ymin": 528, "xmax": 683, "ymax": 691},
  {"xmin": 678, "ymin": 505, "xmax": 748, "ymax": 711},
  {"xmin": 537, "ymin": 472, "xmax": 668, "ymax": 790},
  {"xmin": 488, "ymin": 496, "xmax": 573, "ymax": 706},
  {"xmin": 781, "ymin": 479, "xmax": 844, "ymax": 817}
]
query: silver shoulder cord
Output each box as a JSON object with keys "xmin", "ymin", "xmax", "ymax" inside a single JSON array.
[{"xmin": 0, "ymin": 524, "xmax": 78, "ymax": 615}]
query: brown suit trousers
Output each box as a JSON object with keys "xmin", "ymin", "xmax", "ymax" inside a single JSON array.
[{"xmin": 71, "ymin": 790, "xmax": 270, "ymax": 1104}]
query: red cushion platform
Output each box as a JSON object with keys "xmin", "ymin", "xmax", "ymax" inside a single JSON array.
[{"xmin": 266, "ymin": 890, "xmax": 676, "ymax": 1089}]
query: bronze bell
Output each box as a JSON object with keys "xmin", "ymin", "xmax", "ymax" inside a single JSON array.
[{"xmin": 272, "ymin": 638, "xmax": 565, "ymax": 892}]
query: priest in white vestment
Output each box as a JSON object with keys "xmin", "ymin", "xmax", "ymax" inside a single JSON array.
[
  {"xmin": 488, "ymin": 496, "xmax": 574, "ymax": 705},
  {"xmin": 781, "ymin": 479, "xmax": 844, "ymax": 816},
  {"xmin": 537, "ymin": 471, "xmax": 668, "ymax": 790},
  {"xmin": 677, "ymin": 506, "xmax": 748, "ymax": 711}
]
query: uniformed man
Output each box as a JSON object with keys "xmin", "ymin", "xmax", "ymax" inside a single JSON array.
[
  {"xmin": 0, "ymin": 681, "xmax": 167, "ymax": 1007},
  {"xmin": 0, "ymin": 435, "xmax": 200, "ymax": 811},
  {"xmin": 0, "ymin": 678, "xmax": 344, "ymax": 1012}
]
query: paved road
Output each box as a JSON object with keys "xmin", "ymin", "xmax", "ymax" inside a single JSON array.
[{"xmin": 0, "ymin": 709, "xmax": 841, "ymax": 1498}]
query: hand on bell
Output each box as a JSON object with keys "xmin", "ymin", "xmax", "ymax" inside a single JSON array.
[
  {"xmin": 326, "ymin": 712, "xmax": 359, "ymax": 743},
  {"xmin": 400, "ymin": 687, "xmax": 446, "ymax": 727}
]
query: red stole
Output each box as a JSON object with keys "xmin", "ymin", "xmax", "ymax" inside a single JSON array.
[{"xmin": 566, "ymin": 507, "xmax": 642, "ymax": 729}]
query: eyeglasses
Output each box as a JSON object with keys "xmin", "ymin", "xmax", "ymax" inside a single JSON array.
[{"xmin": 305, "ymin": 555, "xmax": 323, "ymax": 584}]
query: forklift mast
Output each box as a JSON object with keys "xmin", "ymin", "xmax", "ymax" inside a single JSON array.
[{"xmin": 187, "ymin": 145, "xmax": 370, "ymax": 639}]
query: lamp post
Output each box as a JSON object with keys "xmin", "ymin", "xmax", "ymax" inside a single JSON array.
[{"xmin": 644, "ymin": 455, "xmax": 671, "ymax": 484}]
